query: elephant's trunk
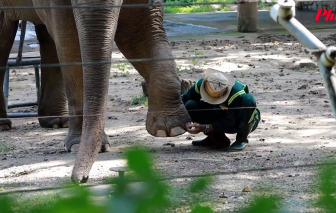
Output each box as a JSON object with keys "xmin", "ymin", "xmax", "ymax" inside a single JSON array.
[{"xmin": 71, "ymin": 0, "xmax": 122, "ymax": 183}]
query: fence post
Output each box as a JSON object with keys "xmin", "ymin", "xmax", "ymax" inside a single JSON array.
[
  {"xmin": 295, "ymin": 1, "xmax": 303, "ymax": 10},
  {"xmin": 4, "ymin": 66, "xmax": 9, "ymax": 110},
  {"xmin": 237, "ymin": 0, "xmax": 258, "ymax": 32},
  {"xmin": 34, "ymin": 65, "xmax": 40, "ymax": 103}
]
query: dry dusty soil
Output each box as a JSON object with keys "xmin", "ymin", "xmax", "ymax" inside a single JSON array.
[{"xmin": 1, "ymin": 29, "xmax": 336, "ymax": 212}]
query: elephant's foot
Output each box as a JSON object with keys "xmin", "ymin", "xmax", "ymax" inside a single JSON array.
[
  {"xmin": 64, "ymin": 131, "xmax": 111, "ymax": 153},
  {"xmin": 146, "ymin": 103, "xmax": 190, "ymax": 137},
  {"xmin": 71, "ymin": 132, "xmax": 109, "ymax": 184},
  {"xmin": 100, "ymin": 132, "xmax": 112, "ymax": 152},
  {"xmin": 64, "ymin": 131, "xmax": 82, "ymax": 152},
  {"xmin": 0, "ymin": 119, "xmax": 12, "ymax": 131},
  {"xmin": 38, "ymin": 116, "xmax": 69, "ymax": 129},
  {"xmin": 71, "ymin": 160, "xmax": 91, "ymax": 184}
]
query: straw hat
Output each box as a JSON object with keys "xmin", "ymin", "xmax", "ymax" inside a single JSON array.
[{"xmin": 200, "ymin": 69, "xmax": 235, "ymax": 105}]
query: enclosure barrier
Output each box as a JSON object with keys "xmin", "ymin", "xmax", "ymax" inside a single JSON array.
[
  {"xmin": 1, "ymin": 0, "xmax": 336, "ymax": 202},
  {"xmin": 270, "ymin": 0, "xmax": 336, "ymax": 121},
  {"xmin": 4, "ymin": 57, "xmax": 41, "ymax": 118}
]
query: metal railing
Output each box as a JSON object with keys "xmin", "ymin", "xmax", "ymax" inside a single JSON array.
[
  {"xmin": 4, "ymin": 57, "xmax": 41, "ymax": 118},
  {"xmin": 270, "ymin": 0, "xmax": 336, "ymax": 121}
]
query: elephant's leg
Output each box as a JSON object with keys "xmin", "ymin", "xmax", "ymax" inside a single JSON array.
[
  {"xmin": 70, "ymin": 0, "xmax": 122, "ymax": 183},
  {"xmin": 115, "ymin": 3, "xmax": 190, "ymax": 137},
  {"xmin": 0, "ymin": 14, "xmax": 18, "ymax": 131},
  {"xmin": 41, "ymin": 22, "xmax": 84, "ymax": 152},
  {"xmin": 35, "ymin": 2, "xmax": 111, "ymax": 154},
  {"xmin": 35, "ymin": 24, "xmax": 69, "ymax": 129}
]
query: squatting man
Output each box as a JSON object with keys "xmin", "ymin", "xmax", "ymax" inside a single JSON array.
[{"xmin": 182, "ymin": 69, "xmax": 260, "ymax": 151}]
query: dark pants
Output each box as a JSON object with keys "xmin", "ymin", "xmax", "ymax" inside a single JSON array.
[{"xmin": 185, "ymin": 100, "xmax": 260, "ymax": 134}]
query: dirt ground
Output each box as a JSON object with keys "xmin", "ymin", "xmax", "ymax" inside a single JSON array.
[{"xmin": 1, "ymin": 29, "xmax": 336, "ymax": 212}]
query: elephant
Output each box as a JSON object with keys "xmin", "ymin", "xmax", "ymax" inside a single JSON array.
[
  {"xmin": 0, "ymin": 0, "xmax": 191, "ymax": 183},
  {"xmin": 141, "ymin": 79, "xmax": 193, "ymax": 97}
]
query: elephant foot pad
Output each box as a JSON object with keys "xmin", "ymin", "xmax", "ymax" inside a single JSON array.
[
  {"xmin": 1, "ymin": 124, "xmax": 11, "ymax": 131},
  {"xmin": 66, "ymin": 143, "xmax": 111, "ymax": 153}
]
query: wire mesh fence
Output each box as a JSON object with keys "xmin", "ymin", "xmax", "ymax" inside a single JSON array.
[{"xmin": 1, "ymin": 2, "xmax": 336, "ymax": 210}]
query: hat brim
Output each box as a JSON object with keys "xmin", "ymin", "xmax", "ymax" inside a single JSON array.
[{"xmin": 200, "ymin": 69, "xmax": 235, "ymax": 105}]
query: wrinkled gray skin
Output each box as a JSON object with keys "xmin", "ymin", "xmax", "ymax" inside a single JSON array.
[
  {"xmin": 141, "ymin": 79, "xmax": 193, "ymax": 97},
  {"xmin": 0, "ymin": 0, "xmax": 190, "ymax": 183}
]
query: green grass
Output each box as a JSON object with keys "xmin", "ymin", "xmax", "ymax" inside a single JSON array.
[
  {"xmin": 12, "ymin": 193, "xmax": 61, "ymax": 213},
  {"xmin": 164, "ymin": 0, "xmax": 274, "ymax": 13},
  {"xmin": 112, "ymin": 62, "xmax": 134, "ymax": 72},
  {"xmin": 189, "ymin": 49, "xmax": 204, "ymax": 71},
  {"xmin": 164, "ymin": 4, "xmax": 230, "ymax": 13},
  {"xmin": 110, "ymin": 62, "xmax": 133, "ymax": 78},
  {"xmin": 130, "ymin": 94, "xmax": 148, "ymax": 106},
  {"xmin": 259, "ymin": 2, "xmax": 273, "ymax": 10},
  {"xmin": 116, "ymin": 63, "xmax": 127, "ymax": 72},
  {"xmin": 0, "ymin": 142, "xmax": 11, "ymax": 153},
  {"xmin": 164, "ymin": 0, "xmax": 231, "ymax": 13}
]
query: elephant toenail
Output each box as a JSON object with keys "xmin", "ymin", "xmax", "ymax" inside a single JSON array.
[
  {"xmin": 70, "ymin": 144, "xmax": 80, "ymax": 152},
  {"xmin": 52, "ymin": 123, "xmax": 59, "ymax": 129},
  {"xmin": 62, "ymin": 121, "xmax": 69, "ymax": 128},
  {"xmin": 155, "ymin": 130, "xmax": 167, "ymax": 137},
  {"xmin": 1, "ymin": 125, "xmax": 11, "ymax": 131},
  {"xmin": 170, "ymin": 127, "xmax": 186, "ymax": 137},
  {"xmin": 71, "ymin": 174, "xmax": 89, "ymax": 184},
  {"xmin": 101, "ymin": 144, "xmax": 111, "ymax": 153}
]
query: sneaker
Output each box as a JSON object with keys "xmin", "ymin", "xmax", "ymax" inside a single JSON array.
[{"xmin": 228, "ymin": 141, "xmax": 248, "ymax": 151}]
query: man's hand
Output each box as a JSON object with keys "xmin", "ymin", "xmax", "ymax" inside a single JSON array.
[{"xmin": 187, "ymin": 122, "xmax": 206, "ymax": 134}]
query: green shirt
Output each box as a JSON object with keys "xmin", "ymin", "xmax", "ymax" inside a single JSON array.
[{"xmin": 181, "ymin": 78, "xmax": 259, "ymax": 133}]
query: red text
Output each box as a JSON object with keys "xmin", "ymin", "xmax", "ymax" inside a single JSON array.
[{"xmin": 314, "ymin": 9, "xmax": 336, "ymax": 21}]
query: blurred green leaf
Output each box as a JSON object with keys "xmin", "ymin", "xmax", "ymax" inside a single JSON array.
[
  {"xmin": 109, "ymin": 148, "xmax": 170, "ymax": 213},
  {"xmin": 191, "ymin": 205, "xmax": 214, "ymax": 213},
  {"xmin": 10, "ymin": 149, "xmax": 336, "ymax": 213},
  {"xmin": 0, "ymin": 196, "xmax": 14, "ymax": 213},
  {"xmin": 240, "ymin": 196, "xmax": 281, "ymax": 213},
  {"xmin": 317, "ymin": 163, "xmax": 336, "ymax": 212},
  {"xmin": 190, "ymin": 178, "xmax": 211, "ymax": 193},
  {"xmin": 126, "ymin": 148, "xmax": 153, "ymax": 179},
  {"xmin": 48, "ymin": 187, "xmax": 104, "ymax": 213}
]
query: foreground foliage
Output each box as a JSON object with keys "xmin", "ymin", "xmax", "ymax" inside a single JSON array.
[{"xmin": 0, "ymin": 148, "xmax": 336, "ymax": 212}]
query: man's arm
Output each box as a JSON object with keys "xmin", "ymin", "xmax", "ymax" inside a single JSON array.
[
  {"xmin": 186, "ymin": 109, "xmax": 237, "ymax": 134},
  {"xmin": 187, "ymin": 122, "xmax": 214, "ymax": 134},
  {"xmin": 181, "ymin": 79, "xmax": 203, "ymax": 104}
]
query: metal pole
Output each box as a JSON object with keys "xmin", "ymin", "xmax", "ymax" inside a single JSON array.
[
  {"xmin": 318, "ymin": 61, "xmax": 336, "ymax": 119},
  {"xmin": 270, "ymin": 1, "xmax": 336, "ymax": 121},
  {"xmin": 4, "ymin": 66, "xmax": 9, "ymax": 110},
  {"xmin": 4, "ymin": 57, "xmax": 41, "ymax": 110},
  {"xmin": 278, "ymin": 18, "xmax": 326, "ymax": 51},
  {"xmin": 7, "ymin": 57, "xmax": 41, "ymax": 67},
  {"xmin": 8, "ymin": 102, "xmax": 38, "ymax": 109},
  {"xmin": 7, "ymin": 113, "xmax": 38, "ymax": 118},
  {"xmin": 270, "ymin": 4, "xmax": 326, "ymax": 52},
  {"xmin": 34, "ymin": 65, "xmax": 40, "ymax": 103}
]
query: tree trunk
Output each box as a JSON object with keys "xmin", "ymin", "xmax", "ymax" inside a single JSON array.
[
  {"xmin": 237, "ymin": 1, "xmax": 258, "ymax": 33},
  {"xmin": 296, "ymin": 2, "xmax": 303, "ymax": 10}
]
